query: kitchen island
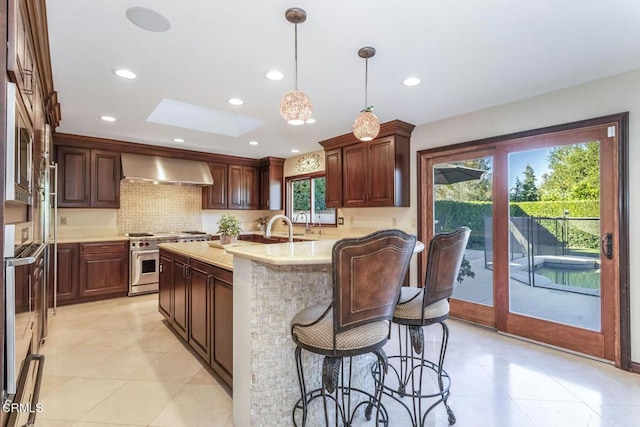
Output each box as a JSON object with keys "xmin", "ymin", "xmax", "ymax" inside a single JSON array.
[
  {"xmin": 226, "ymin": 239, "xmax": 424, "ymax": 426},
  {"xmin": 157, "ymin": 241, "xmax": 257, "ymax": 387}
]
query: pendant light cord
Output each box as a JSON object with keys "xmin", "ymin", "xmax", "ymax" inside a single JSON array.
[
  {"xmin": 294, "ymin": 23, "xmax": 299, "ymax": 90},
  {"xmin": 364, "ymin": 57, "xmax": 369, "ymax": 107}
]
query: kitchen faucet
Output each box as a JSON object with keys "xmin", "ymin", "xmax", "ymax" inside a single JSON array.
[
  {"xmin": 265, "ymin": 214, "xmax": 294, "ymax": 242},
  {"xmin": 296, "ymin": 212, "xmax": 310, "ymax": 234}
]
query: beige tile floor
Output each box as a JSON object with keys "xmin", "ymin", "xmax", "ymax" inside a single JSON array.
[{"xmin": 35, "ymin": 294, "xmax": 640, "ymax": 426}]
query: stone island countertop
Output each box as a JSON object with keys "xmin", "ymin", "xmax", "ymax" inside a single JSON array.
[
  {"xmin": 225, "ymin": 239, "xmax": 425, "ymax": 265},
  {"xmin": 157, "ymin": 241, "xmax": 260, "ymax": 270}
]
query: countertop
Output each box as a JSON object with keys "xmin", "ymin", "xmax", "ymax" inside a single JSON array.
[
  {"xmin": 56, "ymin": 236, "xmax": 130, "ymax": 244},
  {"xmin": 226, "ymin": 239, "xmax": 425, "ymax": 266},
  {"xmin": 157, "ymin": 241, "xmax": 241, "ymax": 270}
]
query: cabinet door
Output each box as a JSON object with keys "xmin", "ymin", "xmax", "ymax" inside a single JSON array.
[
  {"xmin": 172, "ymin": 255, "xmax": 189, "ymax": 340},
  {"xmin": 260, "ymin": 162, "xmax": 284, "ymax": 210},
  {"xmin": 202, "ymin": 163, "xmax": 227, "ymax": 209},
  {"xmin": 227, "ymin": 165, "xmax": 244, "ymax": 209},
  {"xmin": 324, "ymin": 149, "xmax": 343, "ymax": 208},
  {"xmin": 8, "ymin": 0, "xmax": 35, "ymax": 118},
  {"xmin": 57, "ymin": 146, "xmax": 90, "ymax": 207},
  {"xmin": 243, "ymin": 166, "xmax": 260, "ymax": 209},
  {"xmin": 50, "ymin": 243, "xmax": 78, "ymax": 303},
  {"xmin": 158, "ymin": 251, "xmax": 172, "ymax": 321},
  {"xmin": 342, "ymin": 142, "xmax": 369, "ymax": 207},
  {"xmin": 367, "ymin": 137, "xmax": 396, "ymax": 206},
  {"xmin": 188, "ymin": 260, "xmax": 212, "ymax": 361},
  {"xmin": 212, "ymin": 267, "xmax": 233, "ymax": 380},
  {"xmin": 91, "ymin": 150, "xmax": 120, "ymax": 208},
  {"xmin": 78, "ymin": 250, "xmax": 128, "ymax": 298}
]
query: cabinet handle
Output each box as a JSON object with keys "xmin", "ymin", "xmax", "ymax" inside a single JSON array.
[
  {"xmin": 207, "ymin": 274, "xmax": 213, "ymax": 289},
  {"xmin": 23, "ymin": 69, "xmax": 34, "ymax": 95},
  {"xmin": 159, "ymin": 263, "xmax": 163, "ymax": 273}
]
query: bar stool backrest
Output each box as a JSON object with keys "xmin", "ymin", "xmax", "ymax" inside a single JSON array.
[
  {"xmin": 332, "ymin": 229, "xmax": 417, "ymax": 335},
  {"xmin": 422, "ymin": 227, "xmax": 471, "ymax": 307}
]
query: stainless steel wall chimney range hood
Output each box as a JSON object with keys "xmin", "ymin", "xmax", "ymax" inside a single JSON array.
[{"xmin": 121, "ymin": 153, "xmax": 213, "ymax": 186}]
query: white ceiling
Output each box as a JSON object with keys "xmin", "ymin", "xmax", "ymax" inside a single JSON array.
[{"xmin": 45, "ymin": 0, "xmax": 640, "ymax": 159}]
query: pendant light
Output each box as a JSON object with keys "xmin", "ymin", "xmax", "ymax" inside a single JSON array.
[
  {"xmin": 280, "ymin": 7, "xmax": 313, "ymax": 125},
  {"xmin": 352, "ymin": 46, "xmax": 380, "ymax": 141}
]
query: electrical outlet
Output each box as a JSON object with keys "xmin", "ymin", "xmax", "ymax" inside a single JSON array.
[
  {"xmin": 60, "ymin": 216, "xmax": 67, "ymax": 225},
  {"xmin": 338, "ymin": 217, "xmax": 344, "ymax": 225},
  {"xmin": 392, "ymin": 217, "xmax": 397, "ymax": 226},
  {"xmin": 349, "ymin": 216, "xmax": 354, "ymax": 225}
]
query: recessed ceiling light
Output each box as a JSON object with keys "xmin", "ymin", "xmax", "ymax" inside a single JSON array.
[
  {"xmin": 266, "ymin": 70, "xmax": 284, "ymax": 81},
  {"xmin": 305, "ymin": 118, "xmax": 316, "ymax": 124},
  {"xmin": 228, "ymin": 98, "xmax": 244, "ymax": 106},
  {"xmin": 291, "ymin": 149, "xmax": 300, "ymax": 153},
  {"xmin": 112, "ymin": 68, "xmax": 136, "ymax": 79},
  {"xmin": 403, "ymin": 77, "xmax": 421, "ymax": 86},
  {"xmin": 126, "ymin": 7, "xmax": 171, "ymax": 32},
  {"xmin": 100, "ymin": 115, "xmax": 116, "ymax": 122},
  {"xmin": 249, "ymin": 141, "xmax": 259, "ymax": 146},
  {"xmin": 173, "ymin": 138, "xmax": 184, "ymax": 143}
]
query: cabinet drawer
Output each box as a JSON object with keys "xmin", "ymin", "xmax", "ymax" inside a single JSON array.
[
  {"xmin": 211, "ymin": 266, "xmax": 232, "ymax": 284},
  {"xmin": 80, "ymin": 241, "xmax": 128, "ymax": 254}
]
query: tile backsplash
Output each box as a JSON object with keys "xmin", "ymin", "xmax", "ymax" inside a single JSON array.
[{"xmin": 117, "ymin": 182, "xmax": 202, "ymax": 233}]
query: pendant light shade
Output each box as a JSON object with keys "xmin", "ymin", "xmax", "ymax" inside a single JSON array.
[
  {"xmin": 353, "ymin": 47, "xmax": 380, "ymax": 141},
  {"xmin": 280, "ymin": 7, "xmax": 313, "ymax": 125},
  {"xmin": 280, "ymin": 89, "xmax": 313, "ymax": 125},
  {"xmin": 353, "ymin": 109, "xmax": 380, "ymax": 141}
]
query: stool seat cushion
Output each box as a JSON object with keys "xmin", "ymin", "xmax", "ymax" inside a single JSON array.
[
  {"xmin": 291, "ymin": 303, "xmax": 390, "ymax": 352},
  {"xmin": 393, "ymin": 287, "xmax": 450, "ymax": 322}
]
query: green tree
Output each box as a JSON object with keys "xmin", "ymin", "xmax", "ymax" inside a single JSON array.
[
  {"xmin": 539, "ymin": 142, "xmax": 600, "ymax": 201},
  {"xmin": 511, "ymin": 164, "xmax": 539, "ymax": 201}
]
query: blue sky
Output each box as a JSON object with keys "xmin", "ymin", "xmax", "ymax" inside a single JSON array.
[{"xmin": 508, "ymin": 147, "xmax": 551, "ymax": 190}]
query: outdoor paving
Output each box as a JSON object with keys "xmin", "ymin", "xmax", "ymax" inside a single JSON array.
[{"xmin": 453, "ymin": 250, "xmax": 601, "ymax": 331}]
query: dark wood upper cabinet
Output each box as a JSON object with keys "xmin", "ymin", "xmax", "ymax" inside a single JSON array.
[
  {"xmin": 228, "ymin": 165, "xmax": 259, "ymax": 210},
  {"xmin": 91, "ymin": 150, "xmax": 121, "ymax": 208},
  {"xmin": 56, "ymin": 146, "xmax": 120, "ymax": 208},
  {"xmin": 202, "ymin": 163, "xmax": 228, "ymax": 209},
  {"xmin": 320, "ymin": 120, "xmax": 414, "ymax": 208},
  {"xmin": 343, "ymin": 142, "xmax": 369, "ymax": 208},
  {"xmin": 57, "ymin": 146, "xmax": 91, "ymax": 207},
  {"xmin": 324, "ymin": 149, "xmax": 342, "ymax": 208},
  {"xmin": 259, "ymin": 157, "xmax": 284, "ymax": 210}
]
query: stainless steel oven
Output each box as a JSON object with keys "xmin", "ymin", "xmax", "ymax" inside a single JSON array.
[
  {"xmin": 5, "ymin": 82, "xmax": 33, "ymax": 205},
  {"xmin": 130, "ymin": 249, "xmax": 159, "ymax": 296},
  {"xmin": 3, "ymin": 222, "xmax": 45, "ymax": 426},
  {"xmin": 128, "ymin": 232, "xmax": 212, "ymax": 296}
]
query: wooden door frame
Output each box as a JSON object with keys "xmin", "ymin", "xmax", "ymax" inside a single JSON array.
[{"xmin": 417, "ymin": 112, "xmax": 631, "ymax": 370}]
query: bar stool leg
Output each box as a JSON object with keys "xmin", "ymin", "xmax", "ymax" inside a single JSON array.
[{"xmin": 294, "ymin": 346, "xmax": 309, "ymax": 426}]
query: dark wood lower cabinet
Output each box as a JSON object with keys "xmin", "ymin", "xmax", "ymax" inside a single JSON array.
[
  {"xmin": 158, "ymin": 251, "xmax": 173, "ymax": 320},
  {"xmin": 189, "ymin": 260, "xmax": 212, "ymax": 361},
  {"xmin": 79, "ymin": 251, "xmax": 128, "ymax": 298},
  {"xmin": 212, "ymin": 267, "xmax": 233, "ymax": 380},
  {"xmin": 158, "ymin": 249, "xmax": 233, "ymax": 387},
  {"xmin": 51, "ymin": 243, "xmax": 78, "ymax": 304},
  {"xmin": 50, "ymin": 241, "xmax": 128, "ymax": 306},
  {"xmin": 172, "ymin": 254, "xmax": 189, "ymax": 341}
]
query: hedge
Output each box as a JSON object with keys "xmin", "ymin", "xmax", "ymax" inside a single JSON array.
[{"xmin": 434, "ymin": 200, "xmax": 600, "ymax": 249}]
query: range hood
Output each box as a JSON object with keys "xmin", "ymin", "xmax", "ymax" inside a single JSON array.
[{"xmin": 121, "ymin": 153, "xmax": 214, "ymax": 186}]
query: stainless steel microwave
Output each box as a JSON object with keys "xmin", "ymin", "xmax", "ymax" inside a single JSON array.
[{"xmin": 5, "ymin": 82, "xmax": 33, "ymax": 205}]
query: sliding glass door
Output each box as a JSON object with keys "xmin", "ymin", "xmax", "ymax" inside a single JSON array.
[{"xmin": 418, "ymin": 120, "xmax": 621, "ymax": 361}]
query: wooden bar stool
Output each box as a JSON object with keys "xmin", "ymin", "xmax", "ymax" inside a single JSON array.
[
  {"xmin": 376, "ymin": 227, "xmax": 470, "ymax": 426},
  {"xmin": 290, "ymin": 229, "xmax": 417, "ymax": 426}
]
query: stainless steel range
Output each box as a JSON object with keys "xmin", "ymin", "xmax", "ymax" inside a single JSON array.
[{"xmin": 128, "ymin": 231, "xmax": 211, "ymax": 296}]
